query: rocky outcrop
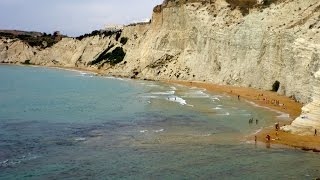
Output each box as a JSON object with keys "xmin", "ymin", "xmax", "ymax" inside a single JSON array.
[
  {"xmin": 0, "ymin": 38, "xmax": 36, "ymax": 64},
  {"xmin": 0, "ymin": 0, "xmax": 320, "ymax": 134},
  {"xmin": 282, "ymin": 69, "xmax": 320, "ymax": 135}
]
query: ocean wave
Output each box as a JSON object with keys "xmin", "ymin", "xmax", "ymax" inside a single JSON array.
[
  {"xmin": 167, "ymin": 96, "xmax": 187, "ymax": 105},
  {"xmin": 104, "ymin": 76, "xmax": 124, "ymax": 81},
  {"xmin": 141, "ymin": 95, "xmax": 159, "ymax": 99},
  {"xmin": 252, "ymin": 128, "xmax": 263, "ymax": 135},
  {"xmin": 74, "ymin": 137, "xmax": 86, "ymax": 141},
  {"xmin": 151, "ymin": 91, "xmax": 175, "ymax": 95},
  {"xmin": 211, "ymin": 96, "xmax": 221, "ymax": 102},
  {"xmin": 146, "ymin": 84, "xmax": 160, "ymax": 87},
  {"xmin": 154, "ymin": 129, "xmax": 164, "ymax": 133},
  {"xmin": 0, "ymin": 153, "xmax": 40, "ymax": 168},
  {"xmin": 277, "ymin": 113, "xmax": 290, "ymax": 119},
  {"xmin": 170, "ymin": 86, "xmax": 177, "ymax": 90},
  {"xmin": 140, "ymin": 130, "xmax": 148, "ymax": 133},
  {"xmin": 213, "ymin": 107, "xmax": 222, "ymax": 110},
  {"xmin": 217, "ymin": 112, "xmax": 230, "ymax": 116},
  {"xmin": 183, "ymin": 90, "xmax": 210, "ymax": 98},
  {"xmin": 245, "ymin": 100, "xmax": 292, "ymax": 120}
]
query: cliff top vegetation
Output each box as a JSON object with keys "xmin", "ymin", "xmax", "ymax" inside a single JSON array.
[
  {"xmin": 155, "ymin": 0, "xmax": 284, "ymax": 15},
  {"xmin": 76, "ymin": 30, "xmax": 121, "ymax": 41},
  {"xmin": 0, "ymin": 31, "xmax": 63, "ymax": 48}
]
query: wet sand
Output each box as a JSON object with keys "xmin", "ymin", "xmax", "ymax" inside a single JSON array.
[{"xmin": 167, "ymin": 80, "xmax": 320, "ymax": 152}]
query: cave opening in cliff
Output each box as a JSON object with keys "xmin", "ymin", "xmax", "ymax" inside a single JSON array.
[{"xmin": 272, "ymin": 80, "xmax": 280, "ymax": 92}]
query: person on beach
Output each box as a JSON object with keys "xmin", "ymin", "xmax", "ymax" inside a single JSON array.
[
  {"xmin": 255, "ymin": 135, "xmax": 257, "ymax": 142},
  {"xmin": 266, "ymin": 135, "xmax": 271, "ymax": 142},
  {"xmin": 238, "ymin": 95, "xmax": 240, "ymax": 100},
  {"xmin": 256, "ymin": 119, "xmax": 259, "ymax": 125},
  {"xmin": 315, "ymin": 129, "xmax": 317, "ymax": 136},
  {"xmin": 249, "ymin": 118, "xmax": 253, "ymax": 124},
  {"xmin": 275, "ymin": 122, "xmax": 279, "ymax": 131}
]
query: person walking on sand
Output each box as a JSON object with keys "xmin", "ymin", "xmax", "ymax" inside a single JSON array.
[
  {"xmin": 266, "ymin": 135, "xmax": 271, "ymax": 142},
  {"xmin": 275, "ymin": 122, "xmax": 279, "ymax": 131},
  {"xmin": 315, "ymin": 129, "xmax": 317, "ymax": 136}
]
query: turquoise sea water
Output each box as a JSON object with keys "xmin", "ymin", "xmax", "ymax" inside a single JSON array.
[{"xmin": 0, "ymin": 65, "xmax": 319, "ymax": 179}]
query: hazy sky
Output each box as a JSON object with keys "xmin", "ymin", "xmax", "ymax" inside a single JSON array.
[{"xmin": 0, "ymin": 0, "xmax": 163, "ymax": 36}]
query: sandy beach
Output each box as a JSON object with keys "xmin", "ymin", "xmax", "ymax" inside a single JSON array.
[{"xmin": 167, "ymin": 80, "xmax": 320, "ymax": 152}]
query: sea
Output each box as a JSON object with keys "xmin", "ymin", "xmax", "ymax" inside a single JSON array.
[{"xmin": 0, "ymin": 65, "xmax": 319, "ymax": 179}]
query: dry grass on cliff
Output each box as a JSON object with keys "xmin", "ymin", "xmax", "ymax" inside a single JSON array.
[{"xmin": 226, "ymin": 0, "xmax": 285, "ymax": 15}]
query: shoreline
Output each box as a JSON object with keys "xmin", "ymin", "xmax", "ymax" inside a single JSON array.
[
  {"xmin": 2, "ymin": 63, "xmax": 319, "ymax": 152},
  {"xmin": 166, "ymin": 80, "xmax": 320, "ymax": 152}
]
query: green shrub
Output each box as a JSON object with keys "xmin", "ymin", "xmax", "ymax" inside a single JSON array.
[
  {"xmin": 89, "ymin": 46, "xmax": 126, "ymax": 66},
  {"xmin": 120, "ymin": 37, "xmax": 128, "ymax": 45},
  {"xmin": 226, "ymin": 0, "xmax": 282, "ymax": 16},
  {"xmin": 272, "ymin": 81, "xmax": 280, "ymax": 92},
  {"xmin": 226, "ymin": 0, "xmax": 256, "ymax": 15},
  {"xmin": 0, "ymin": 32, "xmax": 59, "ymax": 48},
  {"xmin": 76, "ymin": 30, "xmax": 121, "ymax": 41},
  {"xmin": 107, "ymin": 47, "xmax": 126, "ymax": 65},
  {"xmin": 115, "ymin": 32, "xmax": 121, "ymax": 41},
  {"xmin": 88, "ymin": 44, "xmax": 115, "ymax": 65}
]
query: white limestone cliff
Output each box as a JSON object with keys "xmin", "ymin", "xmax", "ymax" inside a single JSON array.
[
  {"xmin": 0, "ymin": 38, "xmax": 36, "ymax": 64},
  {"xmin": 282, "ymin": 69, "xmax": 320, "ymax": 135}
]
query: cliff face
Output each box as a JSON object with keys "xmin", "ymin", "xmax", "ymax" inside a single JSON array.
[
  {"xmin": 282, "ymin": 69, "xmax": 320, "ymax": 135},
  {"xmin": 111, "ymin": 0, "xmax": 320, "ymax": 103},
  {"xmin": 0, "ymin": 38, "xmax": 36, "ymax": 64},
  {"xmin": 0, "ymin": 0, "xmax": 320, "ymax": 134}
]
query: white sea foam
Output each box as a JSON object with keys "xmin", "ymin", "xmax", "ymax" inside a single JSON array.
[
  {"xmin": 252, "ymin": 128, "xmax": 263, "ymax": 135},
  {"xmin": 277, "ymin": 113, "xmax": 290, "ymax": 119},
  {"xmin": 241, "ymin": 114, "xmax": 252, "ymax": 116},
  {"xmin": 140, "ymin": 130, "xmax": 148, "ymax": 133},
  {"xmin": 213, "ymin": 107, "xmax": 222, "ymax": 110},
  {"xmin": 0, "ymin": 153, "xmax": 40, "ymax": 167},
  {"xmin": 170, "ymin": 86, "xmax": 177, "ymax": 90},
  {"xmin": 146, "ymin": 84, "xmax": 160, "ymax": 87},
  {"xmin": 151, "ymin": 91, "xmax": 175, "ymax": 95},
  {"xmin": 79, "ymin": 72, "xmax": 95, "ymax": 77},
  {"xmin": 211, "ymin": 97, "xmax": 221, "ymax": 101},
  {"xmin": 167, "ymin": 96, "xmax": 187, "ymax": 105},
  {"xmin": 245, "ymin": 100, "xmax": 292, "ymax": 120},
  {"xmin": 141, "ymin": 95, "xmax": 159, "ymax": 99},
  {"xmin": 75, "ymin": 137, "xmax": 86, "ymax": 141},
  {"xmin": 104, "ymin": 76, "xmax": 124, "ymax": 81},
  {"xmin": 183, "ymin": 90, "xmax": 209, "ymax": 98},
  {"xmin": 217, "ymin": 112, "xmax": 230, "ymax": 116},
  {"xmin": 154, "ymin": 129, "xmax": 164, "ymax": 133}
]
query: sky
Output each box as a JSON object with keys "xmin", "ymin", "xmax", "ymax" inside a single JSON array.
[{"xmin": 0, "ymin": 0, "xmax": 163, "ymax": 37}]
